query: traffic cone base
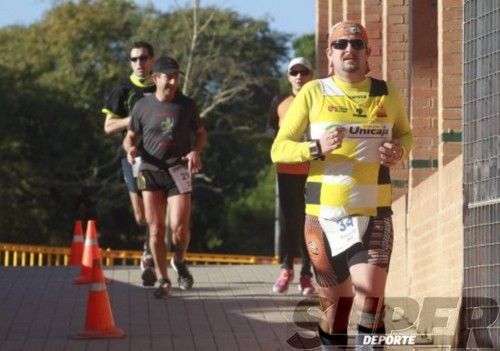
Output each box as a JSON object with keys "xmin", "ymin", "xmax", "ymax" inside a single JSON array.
[{"xmin": 75, "ymin": 326, "xmax": 125, "ymax": 339}]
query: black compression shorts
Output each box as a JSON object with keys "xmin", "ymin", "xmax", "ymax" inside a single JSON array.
[{"xmin": 304, "ymin": 215, "xmax": 394, "ymax": 287}]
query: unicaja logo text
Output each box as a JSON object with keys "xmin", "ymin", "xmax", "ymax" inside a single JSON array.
[{"xmin": 349, "ymin": 126, "xmax": 389, "ymax": 136}]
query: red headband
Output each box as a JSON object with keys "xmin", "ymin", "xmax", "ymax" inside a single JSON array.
[{"xmin": 328, "ymin": 21, "xmax": 369, "ymax": 46}]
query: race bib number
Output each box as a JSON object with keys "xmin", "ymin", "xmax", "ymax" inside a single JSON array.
[
  {"xmin": 319, "ymin": 216, "xmax": 370, "ymax": 256},
  {"xmin": 168, "ymin": 164, "xmax": 192, "ymax": 193},
  {"xmin": 132, "ymin": 157, "xmax": 142, "ymax": 178}
]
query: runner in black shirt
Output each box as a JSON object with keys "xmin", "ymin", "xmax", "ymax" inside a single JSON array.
[
  {"xmin": 124, "ymin": 55, "xmax": 207, "ymax": 298},
  {"xmin": 102, "ymin": 41, "xmax": 157, "ymax": 287}
]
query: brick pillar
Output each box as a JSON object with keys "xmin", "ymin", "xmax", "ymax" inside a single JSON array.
[
  {"xmin": 316, "ymin": 0, "xmax": 329, "ymax": 77},
  {"xmin": 437, "ymin": 0, "xmax": 462, "ymax": 166},
  {"xmin": 384, "ymin": 0, "xmax": 410, "ymax": 199},
  {"xmin": 408, "ymin": 0, "xmax": 439, "ymax": 187},
  {"xmin": 343, "ymin": 0, "xmax": 362, "ymax": 22},
  {"xmin": 316, "ymin": 0, "xmax": 343, "ymax": 77},
  {"xmin": 364, "ymin": 0, "xmax": 383, "ymax": 78},
  {"xmin": 328, "ymin": 0, "xmax": 343, "ymax": 28}
]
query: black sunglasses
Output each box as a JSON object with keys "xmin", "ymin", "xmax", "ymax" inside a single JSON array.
[
  {"xmin": 130, "ymin": 55, "xmax": 150, "ymax": 63},
  {"xmin": 331, "ymin": 39, "xmax": 366, "ymax": 50},
  {"xmin": 289, "ymin": 69, "xmax": 311, "ymax": 77}
]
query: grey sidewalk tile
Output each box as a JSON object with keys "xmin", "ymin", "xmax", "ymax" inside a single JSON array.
[
  {"xmin": 150, "ymin": 336, "xmax": 173, "ymax": 351},
  {"xmin": 0, "ymin": 340, "xmax": 28, "ymax": 351},
  {"xmin": 108, "ymin": 337, "xmax": 130, "ymax": 351},
  {"xmin": 86, "ymin": 339, "xmax": 111, "ymax": 351}
]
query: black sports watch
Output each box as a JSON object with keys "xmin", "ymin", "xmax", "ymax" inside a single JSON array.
[{"xmin": 308, "ymin": 140, "xmax": 322, "ymax": 159}]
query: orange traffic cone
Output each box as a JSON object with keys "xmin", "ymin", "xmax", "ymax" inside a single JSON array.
[
  {"xmin": 74, "ymin": 220, "xmax": 109, "ymax": 284},
  {"xmin": 75, "ymin": 258, "xmax": 125, "ymax": 339},
  {"xmin": 69, "ymin": 220, "xmax": 84, "ymax": 266}
]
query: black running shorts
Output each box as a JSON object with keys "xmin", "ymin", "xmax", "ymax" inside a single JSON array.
[{"xmin": 137, "ymin": 169, "xmax": 183, "ymax": 197}]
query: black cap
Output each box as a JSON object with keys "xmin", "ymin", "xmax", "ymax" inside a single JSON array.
[{"xmin": 153, "ymin": 55, "xmax": 183, "ymax": 74}]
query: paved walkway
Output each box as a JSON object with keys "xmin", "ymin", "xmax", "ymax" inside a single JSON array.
[
  {"xmin": 0, "ymin": 265, "xmax": 322, "ymax": 351},
  {"xmin": 0, "ymin": 265, "xmax": 445, "ymax": 351}
]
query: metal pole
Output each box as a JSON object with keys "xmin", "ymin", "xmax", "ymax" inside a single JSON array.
[{"xmin": 274, "ymin": 176, "xmax": 280, "ymax": 258}]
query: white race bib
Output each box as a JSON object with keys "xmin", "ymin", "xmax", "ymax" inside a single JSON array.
[
  {"xmin": 168, "ymin": 164, "xmax": 192, "ymax": 193},
  {"xmin": 132, "ymin": 157, "xmax": 142, "ymax": 177},
  {"xmin": 319, "ymin": 216, "xmax": 370, "ymax": 256}
]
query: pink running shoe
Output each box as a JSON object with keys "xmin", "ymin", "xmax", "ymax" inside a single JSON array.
[
  {"xmin": 273, "ymin": 269, "xmax": 294, "ymax": 293},
  {"xmin": 299, "ymin": 275, "xmax": 316, "ymax": 295}
]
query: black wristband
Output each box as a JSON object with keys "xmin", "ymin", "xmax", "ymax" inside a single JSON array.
[{"xmin": 308, "ymin": 140, "xmax": 322, "ymax": 159}]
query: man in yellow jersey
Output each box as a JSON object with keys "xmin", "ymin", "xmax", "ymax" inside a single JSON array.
[
  {"xmin": 267, "ymin": 57, "xmax": 316, "ymax": 295},
  {"xmin": 102, "ymin": 41, "xmax": 157, "ymax": 287},
  {"xmin": 271, "ymin": 21, "xmax": 413, "ymax": 349}
]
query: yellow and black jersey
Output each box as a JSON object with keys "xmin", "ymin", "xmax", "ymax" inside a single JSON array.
[
  {"xmin": 102, "ymin": 74, "xmax": 156, "ymax": 119},
  {"xmin": 271, "ymin": 76, "xmax": 413, "ymax": 220}
]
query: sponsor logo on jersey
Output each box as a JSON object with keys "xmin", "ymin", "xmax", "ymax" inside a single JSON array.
[
  {"xmin": 349, "ymin": 125, "xmax": 390, "ymax": 138},
  {"xmin": 377, "ymin": 108, "xmax": 387, "ymax": 117},
  {"xmin": 328, "ymin": 105, "xmax": 349, "ymax": 113},
  {"xmin": 353, "ymin": 108, "xmax": 367, "ymax": 118},
  {"xmin": 349, "ymin": 94, "xmax": 367, "ymax": 101},
  {"xmin": 376, "ymin": 100, "xmax": 387, "ymax": 117}
]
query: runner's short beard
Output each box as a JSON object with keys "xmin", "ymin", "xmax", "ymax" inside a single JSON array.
[{"xmin": 342, "ymin": 61, "xmax": 359, "ymax": 72}]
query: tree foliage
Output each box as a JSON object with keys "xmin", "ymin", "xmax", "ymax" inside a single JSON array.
[
  {"xmin": 0, "ymin": 0, "xmax": 290, "ymax": 255},
  {"xmin": 292, "ymin": 34, "xmax": 316, "ymax": 69}
]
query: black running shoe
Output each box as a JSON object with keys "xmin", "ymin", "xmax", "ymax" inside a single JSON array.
[
  {"xmin": 153, "ymin": 278, "xmax": 171, "ymax": 298},
  {"xmin": 170, "ymin": 257, "xmax": 194, "ymax": 290},
  {"xmin": 140, "ymin": 252, "xmax": 157, "ymax": 287},
  {"xmin": 141, "ymin": 266, "xmax": 157, "ymax": 287}
]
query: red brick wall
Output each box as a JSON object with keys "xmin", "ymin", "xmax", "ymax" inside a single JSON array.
[
  {"xmin": 316, "ymin": 0, "xmax": 342, "ymax": 77},
  {"xmin": 388, "ymin": 156, "xmax": 463, "ymax": 341},
  {"xmin": 384, "ymin": 0, "xmax": 411, "ymax": 199},
  {"xmin": 438, "ymin": 0, "xmax": 463, "ymax": 166},
  {"xmin": 409, "ymin": 1, "xmax": 439, "ymax": 187}
]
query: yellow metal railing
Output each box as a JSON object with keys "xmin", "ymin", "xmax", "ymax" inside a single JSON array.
[{"xmin": 0, "ymin": 243, "xmax": 278, "ymax": 267}]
